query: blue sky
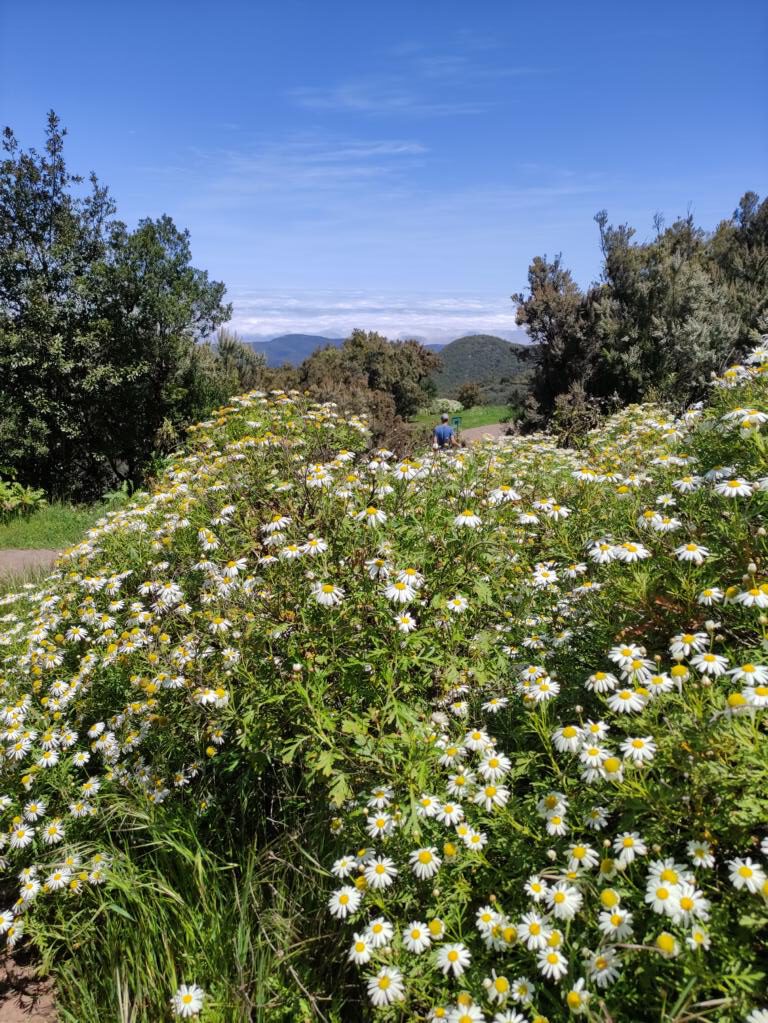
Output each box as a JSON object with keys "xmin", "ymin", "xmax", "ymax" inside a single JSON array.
[{"xmin": 1, "ymin": 0, "xmax": 766, "ymax": 341}]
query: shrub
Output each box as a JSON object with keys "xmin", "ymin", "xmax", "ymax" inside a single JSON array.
[
  {"xmin": 0, "ymin": 356, "xmax": 766, "ymax": 1020},
  {"xmin": 423, "ymin": 398, "xmax": 464, "ymax": 416},
  {"xmin": 456, "ymin": 382, "xmax": 483, "ymax": 409},
  {"xmin": 0, "ymin": 477, "xmax": 46, "ymax": 522}
]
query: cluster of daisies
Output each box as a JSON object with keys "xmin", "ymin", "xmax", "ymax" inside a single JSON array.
[
  {"xmin": 0, "ymin": 396, "xmax": 373, "ymax": 953},
  {"xmin": 323, "ymin": 346, "xmax": 768, "ymax": 1018},
  {"xmin": 0, "ymin": 342, "xmax": 766, "ymax": 1020},
  {"xmin": 327, "ymin": 708, "xmax": 767, "ymax": 1019}
]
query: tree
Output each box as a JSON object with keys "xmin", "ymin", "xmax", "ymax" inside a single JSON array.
[
  {"xmin": 298, "ymin": 330, "xmax": 439, "ymax": 418},
  {"xmin": 512, "ymin": 255, "xmax": 592, "ymax": 415},
  {"xmin": 456, "ymin": 382, "xmax": 482, "ymax": 409},
  {"xmin": 292, "ymin": 330, "xmax": 440, "ymax": 449},
  {"xmin": 0, "ymin": 113, "xmax": 231, "ymax": 498},
  {"xmin": 214, "ymin": 328, "xmax": 268, "ymax": 393},
  {"xmin": 512, "ymin": 194, "xmax": 766, "ymax": 429}
]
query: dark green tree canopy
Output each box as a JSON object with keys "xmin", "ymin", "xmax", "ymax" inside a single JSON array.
[
  {"xmin": 298, "ymin": 329, "xmax": 439, "ymax": 420},
  {"xmin": 514, "ymin": 193, "xmax": 768, "ymax": 430},
  {"xmin": 0, "ymin": 112, "xmax": 233, "ymax": 498}
]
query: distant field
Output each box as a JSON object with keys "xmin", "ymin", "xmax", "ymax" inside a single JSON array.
[{"xmin": 410, "ymin": 404, "xmax": 513, "ymax": 430}]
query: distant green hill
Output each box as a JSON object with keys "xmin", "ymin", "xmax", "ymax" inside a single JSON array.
[
  {"xmin": 248, "ymin": 334, "xmax": 344, "ymax": 367},
  {"xmin": 432, "ymin": 334, "xmax": 531, "ymax": 402}
]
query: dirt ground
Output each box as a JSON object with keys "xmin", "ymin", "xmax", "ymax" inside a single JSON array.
[
  {"xmin": 0, "ymin": 959, "xmax": 56, "ymax": 1023},
  {"xmin": 460, "ymin": 423, "xmax": 511, "ymax": 443},
  {"xmin": 0, "ymin": 550, "xmax": 60, "ymax": 579}
]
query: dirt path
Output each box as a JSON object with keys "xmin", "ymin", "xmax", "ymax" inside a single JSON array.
[
  {"xmin": 0, "ymin": 550, "xmax": 60, "ymax": 579},
  {"xmin": 0, "ymin": 959, "xmax": 56, "ymax": 1023},
  {"xmin": 460, "ymin": 423, "xmax": 510, "ymax": 443}
]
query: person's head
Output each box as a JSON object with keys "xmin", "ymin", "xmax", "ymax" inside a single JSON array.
[{"xmin": 441, "ymin": 413, "xmax": 449, "ymax": 422}]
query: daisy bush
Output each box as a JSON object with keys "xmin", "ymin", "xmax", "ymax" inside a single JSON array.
[{"xmin": 0, "ymin": 348, "xmax": 767, "ymax": 1020}]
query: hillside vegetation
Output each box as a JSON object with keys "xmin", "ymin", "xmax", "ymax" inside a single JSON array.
[
  {"xmin": 1, "ymin": 343, "xmax": 767, "ymax": 1020},
  {"xmin": 249, "ymin": 334, "xmax": 345, "ymax": 367},
  {"xmin": 516, "ymin": 193, "xmax": 768, "ymax": 431},
  {"xmin": 432, "ymin": 334, "xmax": 531, "ymax": 403}
]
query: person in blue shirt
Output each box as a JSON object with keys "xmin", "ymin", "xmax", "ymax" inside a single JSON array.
[{"xmin": 432, "ymin": 412, "xmax": 458, "ymax": 450}]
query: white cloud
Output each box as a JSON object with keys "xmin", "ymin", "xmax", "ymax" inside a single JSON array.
[
  {"xmin": 288, "ymin": 82, "xmax": 489, "ymax": 116},
  {"xmin": 226, "ymin": 289, "xmax": 527, "ymax": 344}
]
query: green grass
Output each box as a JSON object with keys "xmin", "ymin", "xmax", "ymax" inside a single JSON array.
[
  {"xmin": 0, "ymin": 495, "xmax": 128, "ymax": 549},
  {"xmin": 410, "ymin": 404, "xmax": 514, "ymax": 430}
]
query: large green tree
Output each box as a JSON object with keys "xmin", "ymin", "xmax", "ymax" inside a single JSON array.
[
  {"xmin": 514, "ymin": 193, "xmax": 768, "ymax": 430},
  {"xmin": 298, "ymin": 329, "xmax": 439, "ymax": 417},
  {"xmin": 0, "ymin": 112, "xmax": 232, "ymax": 498}
]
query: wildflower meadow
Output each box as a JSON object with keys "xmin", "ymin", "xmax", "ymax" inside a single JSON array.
[{"xmin": 1, "ymin": 345, "xmax": 767, "ymax": 1022}]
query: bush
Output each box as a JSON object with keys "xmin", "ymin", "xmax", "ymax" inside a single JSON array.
[
  {"xmin": 456, "ymin": 382, "xmax": 483, "ymax": 409},
  {"xmin": 0, "ymin": 353, "xmax": 767, "ymax": 1021},
  {"xmin": 423, "ymin": 398, "xmax": 464, "ymax": 416},
  {"xmin": 0, "ymin": 477, "xmax": 46, "ymax": 522}
]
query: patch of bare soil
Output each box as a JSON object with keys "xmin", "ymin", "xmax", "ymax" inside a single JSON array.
[
  {"xmin": 460, "ymin": 423, "xmax": 511, "ymax": 443},
  {"xmin": 0, "ymin": 551, "xmax": 60, "ymax": 578},
  {"xmin": 0, "ymin": 956, "xmax": 56, "ymax": 1023}
]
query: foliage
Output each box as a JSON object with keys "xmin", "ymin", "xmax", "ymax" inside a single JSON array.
[
  {"xmin": 456, "ymin": 382, "xmax": 483, "ymax": 410},
  {"xmin": 0, "ymin": 350, "xmax": 766, "ymax": 1020},
  {"xmin": 431, "ymin": 335, "xmax": 531, "ymax": 404},
  {"xmin": 0, "ymin": 112, "xmax": 232, "ymax": 500},
  {"xmin": 281, "ymin": 329, "xmax": 441, "ymax": 450},
  {"xmin": 213, "ymin": 329, "xmax": 268, "ymax": 393},
  {"xmin": 514, "ymin": 194, "xmax": 768, "ymax": 425},
  {"xmin": 0, "ymin": 477, "xmax": 46, "ymax": 523},
  {"xmin": 422, "ymin": 399, "xmax": 465, "ymax": 417}
]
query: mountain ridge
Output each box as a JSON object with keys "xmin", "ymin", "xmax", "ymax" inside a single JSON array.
[
  {"xmin": 246, "ymin": 331, "xmax": 528, "ymax": 368},
  {"xmin": 431, "ymin": 333, "xmax": 531, "ymax": 402}
]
